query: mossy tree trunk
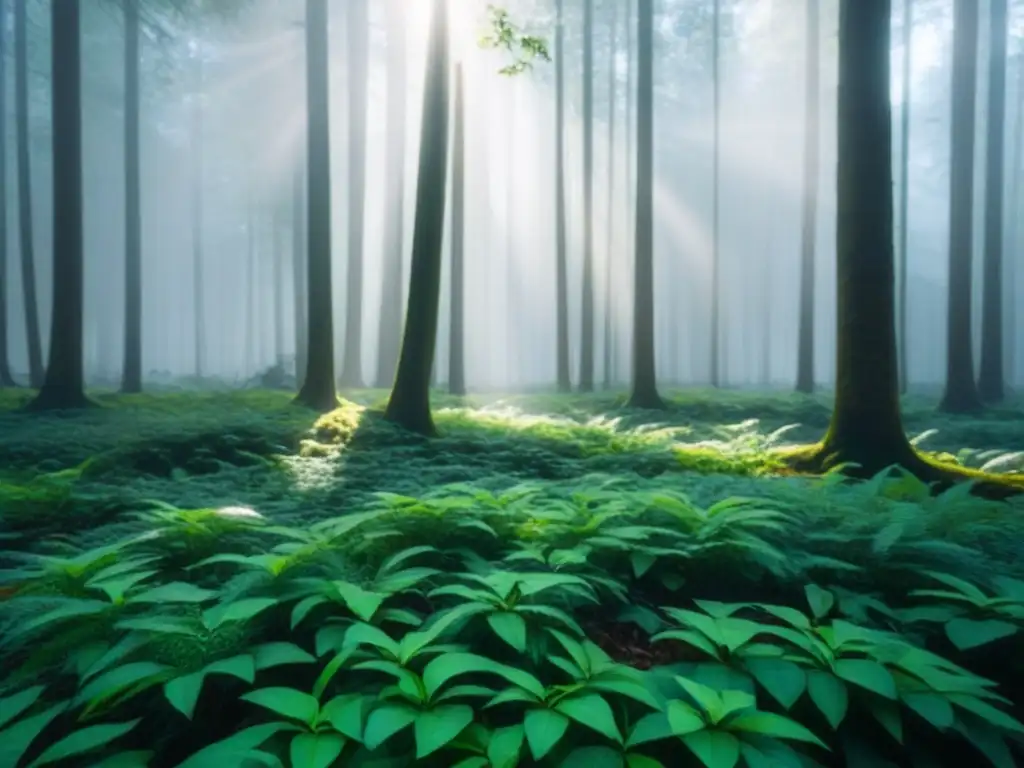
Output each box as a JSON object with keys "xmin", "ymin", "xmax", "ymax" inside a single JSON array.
[
  {"xmin": 384, "ymin": 0, "xmax": 449, "ymax": 435},
  {"xmin": 626, "ymin": 0, "xmax": 663, "ymax": 411},
  {"xmin": 374, "ymin": 0, "xmax": 407, "ymax": 389},
  {"xmin": 795, "ymin": 0, "xmax": 819, "ymax": 395},
  {"xmin": 978, "ymin": 0, "xmax": 1008, "ymax": 402},
  {"xmin": 0, "ymin": 0, "xmax": 14, "ymax": 388},
  {"xmin": 15, "ymin": 0, "xmax": 42, "ymax": 388},
  {"xmin": 341, "ymin": 0, "xmax": 369, "ymax": 388},
  {"xmin": 121, "ymin": 0, "xmax": 143, "ymax": 394},
  {"xmin": 29, "ymin": 0, "xmax": 90, "ymax": 411},
  {"xmin": 554, "ymin": 0, "xmax": 571, "ymax": 392},
  {"xmin": 578, "ymin": 0, "xmax": 595, "ymax": 393},
  {"xmin": 294, "ymin": 0, "xmax": 338, "ymax": 412},
  {"xmin": 449, "ymin": 63, "xmax": 466, "ymax": 397},
  {"xmin": 939, "ymin": 0, "xmax": 983, "ymax": 413}
]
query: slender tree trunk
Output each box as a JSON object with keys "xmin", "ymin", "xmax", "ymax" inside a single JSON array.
[
  {"xmin": 384, "ymin": 0, "xmax": 449, "ymax": 435},
  {"xmin": 603, "ymin": 0, "xmax": 617, "ymax": 390},
  {"xmin": 341, "ymin": 0, "xmax": 369, "ymax": 388},
  {"xmin": 709, "ymin": 0, "xmax": 721, "ymax": 387},
  {"xmin": 939, "ymin": 0, "xmax": 983, "ymax": 413},
  {"xmin": 621, "ymin": 0, "xmax": 635, "ymax": 385},
  {"xmin": 978, "ymin": 0, "xmax": 1008, "ymax": 401},
  {"xmin": 375, "ymin": 0, "xmax": 407, "ymax": 388},
  {"xmin": 191, "ymin": 54, "xmax": 206, "ymax": 380},
  {"xmin": 30, "ymin": 0, "xmax": 89, "ymax": 410},
  {"xmin": 295, "ymin": 0, "xmax": 338, "ymax": 411},
  {"xmin": 15, "ymin": 0, "xmax": 41, "ymax": 387},
  {"xmin": 554, "ymin": 0, "xmax": 571, "ymax": 392},
  {"xmin": 897, "ymin": 0, "xmax": 912, "ymax": 393},
  {"xmin": 244, "ymin": 188, "xmax": 256, "ymax": 374},
  {"xmin": 505, "ymin": 82, "xmax": 517, "ymax": 389},
  {"xmin": 579, "ymin": 0, "xmax": 595, "ymax": 392},
  {"xmin": 274, "ymin": 203, "xmax": 286, "ymax": 366},
  {"xmin": 627, "ymin": 0, "xmax": 662, "ymax": 410},
  {"xmin": 1008, "ymin": 54, "xmax": 1024, "ymax": 390},
  {"xmin": 121, "ymin": 0, "xmax": 142, "ymax": 393},
  {"xmin": 449, "ymin": 62, "xmax": 466, "ymax": 396},
  {"xmin": 795, "ymin": 0, "xmax": 820, "ymax": 393},
  {"xmin": 0, "ymin": 0, "xmax": 14, "ymax": 387},
  {"xmin": 292, "ymin": 162, "xmax": 307, "ymax": 387}
]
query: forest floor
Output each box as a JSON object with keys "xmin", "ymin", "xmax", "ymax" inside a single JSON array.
[{"xmin": 1, "ymin": 388, "xmax": 1024, "ymax": 766}]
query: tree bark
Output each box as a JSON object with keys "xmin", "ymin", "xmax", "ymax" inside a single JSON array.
[
  {"xmin": 709, "ymin": 0, "xmax": 721, "ymax": 387},
  {"xmin": 0, "ymin": 0, "xmax": 14, "ymax": 387},
  {"xmin": 292, "ymin": 162, "xmax": 307, "ymax": 388},
  {"xmin": 294, "ymin": 0, "xmax": 338, "ymax": 412},
  {"xmin": 384, "ymin": 0, "xmax": 449, "ymax": 435},
  {"xmin": 15, "ymin": 0, "xmax": 42, "ymax": 388},
  {"xmin": 579, "ymin": 0, "xmax": 595, "ymax": 392},
  {"xmin": 191, "ymin": 53, "xmax": 206, "ymax": 380},
  {"xmin": 29, "ymin": 0, "xmax": 90, "ymax": 410},
  {"xmin": 449, "ymin": 62, "xmax": 466, "ymax": 396},
  {"xmin": 626, "ymin": 0, "xmax": 663, "ymax": 410},
  {"xmin": 554, "ymin": 0, "xmax": 571, "ymax": 392},
  {"xmin": 603, "ymin": 0, "xmax": 618, "ymax": 390},
  {"xmin": 897, "ymin": 0, "xmax": 912, "ymax": 394},
  {"xmin": 977, "ymin": 0, "xmax": 1008, "ymax": 402},
  {"xmin": 795, "ymin": 0, "xmax": 820, "ymax": 394},
  {"xmin": 121, "ymin": 0, "xmax": 142, "ymax": 393}
]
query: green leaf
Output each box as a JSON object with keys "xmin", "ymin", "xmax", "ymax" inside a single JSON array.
[
  {"xmin": 807, "ymin": 671, "xmax": 847, "ymax": 729},
  {"xmin": 90, "ymin": 752, "xmax": 154, "ymax": 767},
  {"xmin": 488, "ymin": 612, "xmax": 528, "ymax": 652},
  {"xmin": 563, "ymin": 746, "xmax": 626, "ymax": 768},
  {"xmin": 834, "ymin": 659, "xmax": 897, "ymax": 699},
  {"xmin": 414, "ymin": 705, "xmax": 474, "ymax": 758},
  {"xmin": 175, "ymin": 723, "xmax": 295, "ymax": 767},
  {"xmin": 321, "ymin": 694, "xmax": 369, "ymax": 742},
  {"xmin": 363, "ymin": 703, "xmax": 419, "ymax": 750},
  {"xmin": 289, "ymin": 732, "xmax": 346, "ymax": 768},
  {"xmin": 903, "ymin": 693, "xmax": 955, "ymax": 730},
  {"xmin": 682, "ymin": 730, "xmax": 741, "ymax": 768},
  {"xmin": 626, "ymin": 755, "xmax": 666, "ymax": 768},
  {"xmin": 524, "ymin": 708, "xmax": 570, "ymax": 760},
  {"xmin": 626, "ymin": 712, "xmax": 673, "ymax": 748},
  {"xmin": 291, "ymin": 595, "xmax": 328, "ymax": 630},
  {"xmin": 804, "ymin": 585, "xmax": 834, "ymax": 620},
  {"xmin": 333, "ymin": 581, "xmax": 387, "ymax": 622},
  {"xmin": 252, "ymin": 642, "xmax": 316, "ymax": 671},
  {"xmin": 744, "ymin": 658, "xmax": 806, "ymax": 710},
  {"xmin": 555, "ymin": 693, "xmax": 622, "ymax": 743},
  {"xmin": 241, "ymin": 688, "xmax": 320, "ymax": 726},
  {"xmin": 0, "ymin": 703, "xmax": 68, "ymax": 768},
  {"xmin": 29, "ymin": 720, "xmax": 141, "ymax": 767},
  {"xmin": 130, "ymin": 582, "xmax": 218, "ymax": 604},
  {"xmin": 77, "ymin": 662, "xmax": 172, "ymax": 709},
  {"xmin": 202, "ymin": 598, "xmax": 278, "ymax": 630},
  {"xmin": 667, "ymin": 701, "xmax": 706, "ymax": 736},
  {"xmin": 487, "ymin": 724, "xmax": 524, "ymax": 768},
  {"xmin": 0, "ymin": 686, "xmax": 45, "ymax": 730},
  {"xmin": 945, "ymin": 618, "xmax": 1018, "ymax": 651},
  {"xmin": 423, "ymin": 652, "xmax": 543, "ymax": 699},
  {"xmin": 165, "ymin": 672, "xmax": 206, "ymax": 720},
  {"xmin": 728, "ymin": 712, "xmax": 827, "ymax": 747}
]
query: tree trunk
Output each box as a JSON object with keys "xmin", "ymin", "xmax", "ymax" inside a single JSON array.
[
  {"xmin": 29, "ymin": 0, "xmax": 89, "ymax": 410},
  {"xmin": 709, "ymin": 0, "xmax": 722, "ymax": 388},
  {"xmin": 626, "ymin": 0, "xmax": 663, "ymax": 410},
  {"xmin": 244, "ymin": 188, "xmax": 256, "ymax": 374},
  {"xmin": 341, "ymin": 0, "xmax": 369, "ymax": 388},
  {"xmin": 1008, "ymin": 53, "xmax": 1024, "ymax": 391},
  {"xmin": 121, "ymin": 0, "xmax": 142, "ymax": 393},
  {"xmin": 374, "ymin": 0, "xmax": 407, "ymax": 388},
  {"xmin": 939, "ymin": 0, "xmax": 983, "ymax": 413},
  {"xmin": 579, "ymin": 0, "xmax": 595, "ymax": 392},
  {"xmin": 294, "ymin": 0, "xmax": 338, "ymax": 412},
  {"xmin": 384, "ymin": 0, "xmax": 449, "ymax": 435},
  {"xmin": 0, "ymin": 0, "xmax": 14, "ymax": 387},
  {"xmin": 795, "ymin": 0, "xmax": 820, "ymax": 394},
  {"xmin": 449, "ymin": 62, "xmax": 466, "ymax": 396},
  {"xmin": 603, "ymin": 0, "xmax": 617, "ymax": 390},
  {"xmin": 897, "ymin": 0, "xmax": 912, "ymax": 393},
  {"xmin": 554, "ymin": 0, "xmax": 571, "ymax": 392},
  {"xmin": 15, "ymin": 0, "xmax": 42, "ymax": 387},
  {"xmin": 191, "ymin": 54, "xmax": 206, "ymax": 380},
  {"xmin": 977, "ymin": 0, "xmax": 1008, "ymax": 402},
  {"xmin": 292, "ymin": 161, "xmax": 307, "ymax": 388},
  {"xmin": 274, "ymin": 202, "xmax": 286, "ymax": 366}
]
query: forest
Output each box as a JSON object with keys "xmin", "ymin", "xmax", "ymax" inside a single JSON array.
[{"xmin": 1, "ymin": 0, "xmax": 1024, "ymax": 765}]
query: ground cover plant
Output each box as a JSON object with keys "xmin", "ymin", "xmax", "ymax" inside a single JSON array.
[{"xmin": 1, "ymin": 389, "xmax": 1024, "ymax": 767}]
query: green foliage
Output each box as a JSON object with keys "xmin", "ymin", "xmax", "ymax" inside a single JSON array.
[{"xmin": 478, "ymin": 5, "xmax": 552, "ymax": 76}]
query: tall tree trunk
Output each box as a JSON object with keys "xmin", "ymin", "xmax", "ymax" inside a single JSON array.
[
  {"xmin": 554, "ymin": 0, "xmax": 571, "ymax": 392},
  {"xmin": 341, "ymin": 0, "xmax": 368, "ymax": 388},
  {"xmin": 579, "ymin": 0, "xmax": 595, "ymax": 392},
  {"xmin": 626, "ymin": 0, "xmax": 662, "ymax": 410},
  {"xmin": 897, "ymin": 0, "xmax": 912, "ymax": 393},
  {"xmin": 978, "ymin": 0, "xmax": 1008, "ymax": 401},
  {"xmin": 191, "ymin": 54, "xmax": 206, "ymax": 380},
  {"xmin": 709, "ymin": 0, "xmax": 721, "ymax": 387},
  {"xmin": 505, "ymin": 82, "xmax": 517, "ymax": 389},
  {"xmin": 244, "ymin": 188, "xmax": 256, "ymax": 374},
  {"xmin": 15, "ymin": 0, "xmax": 41, "ymax": 387},
  {"xmin": 121, "ymin": 0, "xmax": 142, "ymax": 393},
  {"xmin": 295, "ymin": 0, "xmax": 338, "ymax": 411},
  {"xmin": 274, "ymin": 203, "xmax": 286, "ymax": 366},
  {"xmin": 795, "ymin": 0, "xmax": 820, "ymax": 393},
  {"xmin": 0, "ymin": 0, "xmax": 14, "ymax": 387},
  {"xmin": 384, "ymin": 0, "xmax": 449, "ymax": 435},
  {"xmin": 292, "ymin": 161, "xmax": 307, "ymax": 388},
  {"xmin": 30, "ymin": 0, "xmax": 89, "ymax": 410},
  {"xmin": 1008, "ymin": 54, "xmax": 1024, "ymax": 390},
  {"xmin": 449, "ymin": 62, "xmax": 466, "ymax": 396},
  {"xmin": 603, "ymin": 0, "xmax": 617, "ymax": 390},
  {"xmin": 939, "ymin": 0, "xmax": 983, "ymax": 413},
  {"xmin": 375, "ymin": 0, "xmax": 406, "ymax": 388}
]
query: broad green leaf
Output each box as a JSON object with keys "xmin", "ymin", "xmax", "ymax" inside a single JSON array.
[
  {"xmin": 682, "ymin": 730, "xmax": 741, "ymax": 768},
  {"xmin": 0, "ymin": 703, "xmax": 68, "ymax": 768},
  {"xmin": 253, "ymin": 643, "xmax": 317, "ymax": 671},
  {"xmin": 804, "ymin": 585, "xmax": 835, "ymax": 621},
  {"xmin": 414, "ymin": 704, "xmax": 474, "ymax": 758},
  {"xmin": 945, "ymin": 619, "xmax": 1018, "ymax": 651},
  {"xmin": 344, "ymin": 623, "xmax": 401, "ymax": 657},
  {"xmin": 903, "ymin": 693, "xmax": 955, "ymax": 730},
  {"xmin": 29, "ymin": 720, "xmax": 141, "ymax": 767},
  {"xmin": 322, "ymin": 694, "xmax": 369, "ymax": 741},
  {"xmin": 202, "ymin": 598, "xmax": 278, "ymax": 630},
  {"xmin": 807, "ymin": 671, "xmax": 847, "ymax": 729},
  {"xmin": 363, "ymin": 703, "xmax": 419, "ymax": 750},
  {"xmin": 289, "ymin": 732, "xmax": 346, "ymax": 768},
  {"xmin": 488, "ymin": 612, "xmax": 528, "ymax": 652},
  {"xmin": 77, "ymin": 662, "xmax": 172, "ymax": 708},
  {"xmin": 524, "ymin": 708, "xmax": 570, "ymax": 760},
  {"xmin": 312, "ymin": 648, "xmax": 355, "ymax": 702},
  {"xmin": 626, "ymin": 712, "xmax": 673, "ymax": 748},
  {"xmin": 175, "ymin": 723, "xmax": 295, "ymax": 767},
  {"xmin": 728, "ymin": 712, "xmax": 827, "ymax": 747},
  {"xmin": 672, "ymin": 676, "xmax": 722, "ymax": 717},
  {"xmin": 130, "ymin": 582, "xmax": 218, "ymax": 604},
  {"xmin": 0, "ymin": 686, "xmax": 45, "ymax": 730},
  {"xmin": 667, "ymin": 701, "xmax": 706, "ymax": 736},
  {"xmin": 291, "ymin": 595, "xmax": 328, "ymax": 630},
  {"xmin": 165, "ymin": 672, "xmax": 206, "ymax": 720},
  {"xmin": 744, "ymin": 659, "xmax": 806, "ymax": 709},
  {"xmin": 423, "ymin": 653, "xmax": 543, "ymax": 699},
  {"xmin": 487, "ymin": 724, "xmax": 525, "ymax": 768},
  {"xmin": 589, "ymin": 677, "xmax": 663, "ymax": 710},
  {"xmin": 947, "ymin": 694, "xmax": 1024, "ymax": 734},
  {"xmin": 869, "ymin": 699, "xmax": 903, "ymax": 743},
  {"xmin": 241, "ymin": 688, "xmax": 320, "ymax": 726},
  {"xmin": 555, "ymin": 694, "xmax": 622, "ymax": 743},
  {"xmin": 626, "ymin": 755, "xmax": 666, "ymax": 768},
  {"xmin": 834, "ymin": 659, "xmax": 897, "ymax": 699},
  {"xmin": 562, "ymin": 746, "xmax": 626, "ymax": 768},
  {"xmin": 333, "ymin": 582, "xmax": 386, "ymax": 622}
]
